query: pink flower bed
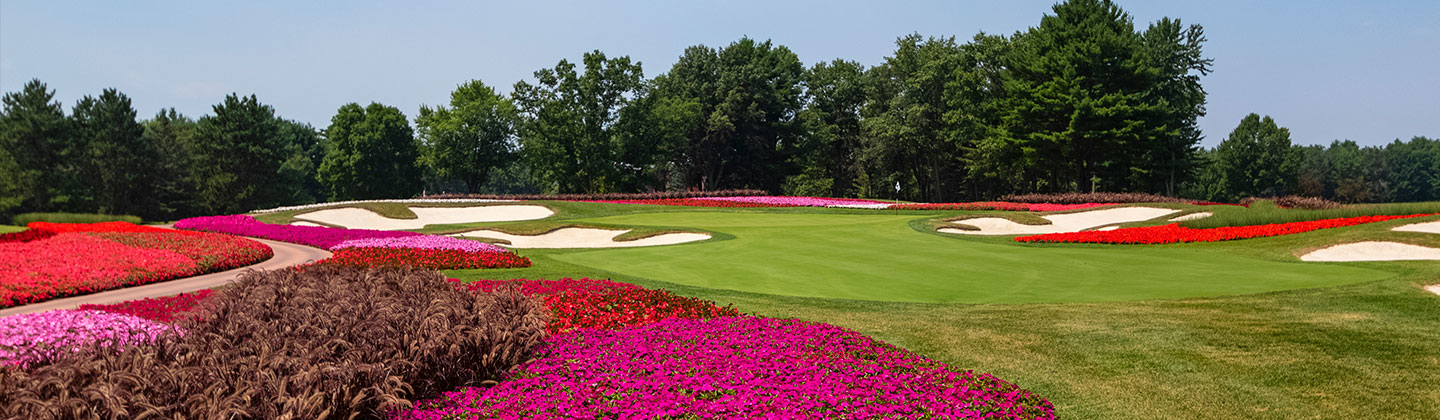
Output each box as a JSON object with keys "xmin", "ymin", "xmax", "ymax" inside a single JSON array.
[
  {"xmin": 174, "ymin": 214, "xmax": 422, "ymax": 250},
  {"xmin": 695, "ymin": 196, "xmax": 891, "ymax": 207},
  {"xmin": 331, "ymin": 236, "xmax": 508, "ymax": 253},
  {"xmin": 0, "ymin": 309, "xmax": 180, "ymax": 368},
  {"xmin": 396, "ymin": 316, "xmax": 1054, "ymax": 420}
]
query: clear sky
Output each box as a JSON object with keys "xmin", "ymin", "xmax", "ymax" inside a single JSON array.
[{"xmin": 2, "ymin": 0, "xmax": 1435, "ymax": 147}]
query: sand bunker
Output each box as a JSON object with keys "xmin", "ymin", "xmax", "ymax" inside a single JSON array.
[
  {"xmin": 455, "ymin": 227, "xmax": 709, "ymax": 248},
  {"xmin": 1425, "ymin": 284, "xmax": 1440, "ymax": 297},
  {"xmin": 1299, "ymin": 241, "xmax": 1440, "ymax": 262},
  {"xmin": 295, "ymin": 205, "xmax": 553, "ymax": 230},
  {"xmin": 1393, "ymin": 220, "xmax": 1440, "ymax": 235},
  {"xmin": 1169, "ymin": 212, "xmax": 1212, "ymax": 222},
  {"xmin": 290, "ymin": 221, "xmax": 326, "ymax": 227},
  {"xmin": 939, "ymin": 207, "xmax": 1180, "ymax": 236}
]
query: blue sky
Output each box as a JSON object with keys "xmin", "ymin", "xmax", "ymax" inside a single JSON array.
[{"xmin": 2, "ymin": 0, "xmax": 1435, "ymax": 147}]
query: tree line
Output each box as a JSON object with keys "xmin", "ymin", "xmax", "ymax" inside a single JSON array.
[
  {"xmin": 1, "ymin": 0, "xmax": 1434, "ymax": 221},
  {"xmin": 1190, "ymin": 113, "xmax": 1438, "ymax": 203}
]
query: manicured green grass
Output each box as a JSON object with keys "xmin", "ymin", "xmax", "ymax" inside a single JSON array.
[
  {"xmin": 547, "ymin": 211, "xmax": 1384, "ymax": 303},
  {"xmin": 442, "ymin": 201, "xmax": 1440, "ymax": 420},
  {"xmin": 0, "ymin": 225, "xmax": 26, "ymax": 233}
]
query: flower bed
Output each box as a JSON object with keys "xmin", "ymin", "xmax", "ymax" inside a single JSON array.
[
  {"xmin": 79, "ymin": 290, "xmax": 214, "ymax": 322},
  {"xmin": 315, "ymin": 247, "xmax": 531, "ymax": 270},
  {"xmin": 1015, "ymin": 214, "xmax": 1435, "ymax": 244},
  {"xmin": 462, "ymin": 278, "xmax": 739, "ymax": 333},
  {"xmin": 694, "ymin": 195, "xmax": 891, "ymax": 208},
  {"xmin": 890, "ymin": 202, "xmax": 1119, "ymax": 212},
  {"xmin": 175, "ymin": 214, "xmax": 421, "ymax": 249},
  {"xmin": 589, "ymin": 198, "xmax": 788, "ymax": 208},
  {"xmin": 1, "ymin": 223, "xmax": 271, "ymax": 309},
  {"xmin": 396, "ymin": 316, "xmax": 1055, "ymax": 419},
  {"xmin": 0, "ymin": 229, "xmax": 55, "ymax": 243},
  {"xmin": 0, "ymin": 309, "xmax": 180, "ymax": 368},
  {"xmin": 331, "ymin": 235, "xmax": 508, "ymax": 253}
]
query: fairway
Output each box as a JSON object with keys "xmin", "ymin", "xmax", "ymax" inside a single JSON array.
[{"xmin": 549, "ymin": 211, "xmax": 1388, "ymax": 303}]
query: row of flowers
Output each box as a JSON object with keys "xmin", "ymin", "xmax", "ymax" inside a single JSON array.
[
  {"xmin": 1015, "ymin": 214, "xmax": 1435, "ymax": 244},
  {"xmin": 175, "ymin": 214, "xmax": 530, "ymax": 270},
  {"xmin": 77, "ymin": 290, "xmax": 214, "ymax": 323},
  {"xmin": 0, "ymin": 309, "xmax": 181, "ymax": 368},
  {"xmin": 397, "ymin": 316, "xmax": 1055, "ymax": 419},
  {"xmin": 588, "ymin": 195, "xmax": 1134, "ymax": 212},
  {"xmin": 1, "ymin": 223, "xmax": 272, "ymax": 309},
  {"xmin": 13, "ymin": 274, "xmax": 1053, "ymax": 418},
  {"xmin": 460, "ymin": 278, "xmax": 741, "ymax": 334}
]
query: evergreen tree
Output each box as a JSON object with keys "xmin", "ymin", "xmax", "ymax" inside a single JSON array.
[
  {"xmin": 999, "ymin": 0, "xmax": 1185, "ymax": 193},
  {"xmin": 142, "ymin": 109, "xmax": 203, "ymax": 218},
  {"xmin": 71, "ymin": 88, "xmax": 155, "ymax": 218},
  {"xmin": 192, "ymin": 94, "xmax": 287, "ymax": 214},
  {"xmin": 862, "ymin": 35, "xmax": 965, "ymax": 201},
  {"xmin": 0, "ymin": 79, "xmax": 74, "ymax": 214}
]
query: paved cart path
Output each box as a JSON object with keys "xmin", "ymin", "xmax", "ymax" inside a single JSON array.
[{"xmin": 0, "ymin": 238, "xmax": 330, "ymax": 317}]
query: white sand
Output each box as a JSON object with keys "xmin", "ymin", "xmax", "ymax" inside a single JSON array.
[
  {"xmin": 1393, "ymin": 220, "xmax": 1440, "ymax": 234},
  {"xmin": 1299, "ymin": 241, "xmax": 1440, "ymax": 262},
  {"xmin": 1425, "ymin": 284, "xmax": 1440, "ymax": 297},
  {"xmin": 1169, "ymin": 212, "xmax": 1212, "ymax": 222},
  {"xmin": 1094, "ymin": 225, "xmax": 1120, "ymax": 231},
  {"xmin": 290, "ymin": 221, "xmax": 326, "ymax": 227},
  {"xmin": 294, "ymin": 205, "xmax": 554, "ymax": 230},
  {"xmin": 455, "ymin": 227, "xmax": 710, "ymax": 248},
  {"xmin": 939, "ymin": 207, "xmax": 1180, "ymax": 236}
]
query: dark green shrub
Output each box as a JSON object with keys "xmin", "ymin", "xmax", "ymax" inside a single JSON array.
[
  {"xmin": 1, "ymin": 266, "xmax": 548, "ymax": 419},
  {"xmin": 12, "ymin": 212, "xmax": 142, "ymax": 225}
]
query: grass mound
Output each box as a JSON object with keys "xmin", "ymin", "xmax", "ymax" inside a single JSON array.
[{"xmin": 0, "ymin": 266, "xmax": 549, "ymax": 419}]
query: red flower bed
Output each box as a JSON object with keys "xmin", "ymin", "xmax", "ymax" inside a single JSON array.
[
  {"xmin": 460, "ymin": 278, "xmax": 740, "ymax": 334},
  {"xmin": 314, "ymin": 247, "xmax": 531, "ymax": 270},
  {"xmin": 28, "ymin": 221, "xmax": 183, "ymax": 234},
  {"xmin": 1015, "ymin": 214, "xmax": 1435, "ymax": 244},
  {"xmin": 1, "ymin": 223, "xmax": 271, "ymax": 308},
  {"xmin": 0, "ymin": 229, "xmax": 55, "ymax": 243},
  {"xmin": 79, "ymin": 290, "xmax": 214, "ymax": 322},
  {"xmin": 589, "ymin": 198, "xmax": 788, "ymax": 208}
]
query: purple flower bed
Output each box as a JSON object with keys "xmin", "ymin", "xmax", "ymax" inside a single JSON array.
[
  {"xmin": 395, "ymin": 316, "xmax": 1054, "ymax": 420},
  {"xmin": 175, "ymin": 215, "xmax": 424, "ymax": 250},
  {"xmin": 331, "ymin": 236, "xmax": 509, "ymax": 253},
  {"xmin": 0, "ymin": 309, "xmax": 180, "ymax": 368},
  {"xmin": 694, "ymin": 196, "xmax": 891, "ymax": 208}
]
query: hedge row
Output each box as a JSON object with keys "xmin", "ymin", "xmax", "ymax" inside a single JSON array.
[{"xmin": 12, "ymin": 212, "xmax": 142, "ymax": 225}]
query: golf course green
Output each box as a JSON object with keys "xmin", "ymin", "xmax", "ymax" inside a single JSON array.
[{"xmin": 548, "ymin": 211, "xmax": 1386, "ymax": 303}]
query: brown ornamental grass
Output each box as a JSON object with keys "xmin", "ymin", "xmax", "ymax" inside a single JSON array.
[{"xmin": 1, "ymin": 265, "xmax": 548, "ymax": 420}]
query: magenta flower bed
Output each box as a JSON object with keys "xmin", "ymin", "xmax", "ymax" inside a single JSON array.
[
  {"xmin": 695, "ymin": 196, "xmax": 891, "ymax": 207},
  {"xmin": 175, "ymin": 214, "xmax": 424, "ymax": 249},
  {"xmin": 331, "ymin": 235, "xmax": 507, "ymax": 253},
  {"xmin": 0, "ymin": 309, "xmax": 180, "ymax": 368},
  {"xmin": 396, "ymin": 316, "xmax": 1054, "ymax": 420}
]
